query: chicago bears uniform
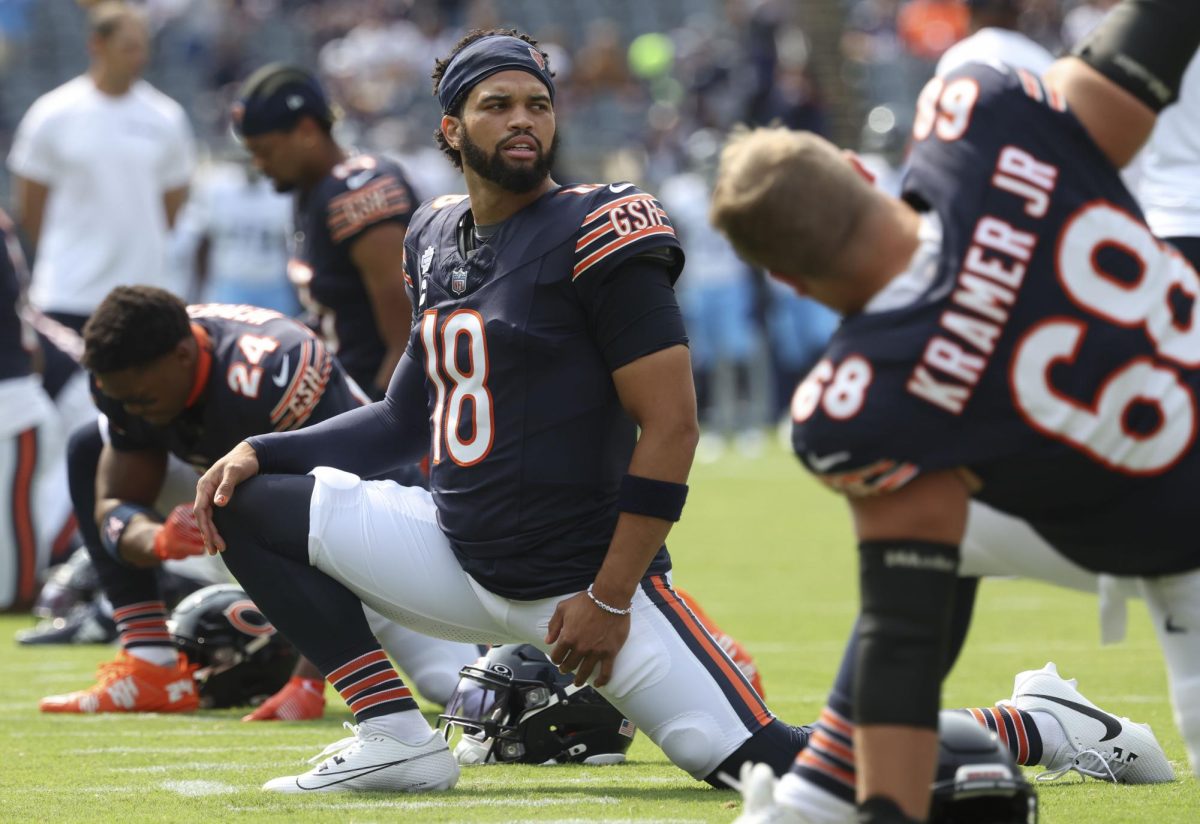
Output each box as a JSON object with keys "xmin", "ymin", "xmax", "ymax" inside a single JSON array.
[
  {"xmin": 401, "ymin": 183, "xmax": 684, "ymax": 599},
  {"xmin": 290, "ymin": 153, "xmax": 417, "ymax": 394},
  {"xmin": 96, "ymin": 303, "xmax": 362, "ymax": 466},
  {"xmin": 222, "ymin": 181, "xmax": 811, "ymax": 781},
  {"xmin": 0, "ymin": 210, "xmax": 73, "ymax": 610},
  {"xmin": 792, "ymin": 62, "xmax": 1200, "ymax": 576}
]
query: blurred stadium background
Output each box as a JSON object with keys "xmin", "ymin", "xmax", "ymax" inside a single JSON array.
[{"xmin": 0, "ymin": 0, "xmax": 1114, "ymax": 447}]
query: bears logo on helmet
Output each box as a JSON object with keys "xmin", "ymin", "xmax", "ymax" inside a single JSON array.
[{"xmin": 169, "ymin": 584, "xmax": 297, "ymax": 709}]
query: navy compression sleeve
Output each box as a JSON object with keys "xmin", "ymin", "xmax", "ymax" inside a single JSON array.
[{"xmin": 247, "ymin": 351, "xmax": 430, "ymax": 477}]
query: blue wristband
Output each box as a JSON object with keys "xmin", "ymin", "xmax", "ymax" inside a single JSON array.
[
  {"xmin": 99, "ymin": 502, "xmax": 159, "ymax": 564},
  {"xmin": 617, "ymin": 474, "xmax": 688, "ymax": 522}
]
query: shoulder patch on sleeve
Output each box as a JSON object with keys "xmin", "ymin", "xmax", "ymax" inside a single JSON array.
[
  {"xmin": 572, "ymin": 185, "xmax": 676, "ymax": 281},
  {"xmin": 269, "ymin": 337, "xmax": 335, "ymax": 431},
  {"xmin": 326, "ymin": 173, "xmax": 413, "ymax": 244}
]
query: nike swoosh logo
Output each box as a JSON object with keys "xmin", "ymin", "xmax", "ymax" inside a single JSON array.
[
  {"xmin": 272, "ymin": 355, "xmax": 290, "ymax": 387},
  {"xmin": 609, "ymin": 182, "xmax": 635, "ymax": 194},
  {"xmin": 807, "ymin": 451, "xmax": 851, "ymax": 473},
  {"xmin": 295, "ymin": 748, "xmax": 442, "ymax": 790},
  {"xmin": 1027, "ymin": 693, "xmax": 1122, "ymax": 742}
]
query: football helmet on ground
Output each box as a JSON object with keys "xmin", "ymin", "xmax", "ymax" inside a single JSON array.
[
  {"xmin": 438, "ymin": 644, "xmax": 637, "ymax": 765},
  {"xmin": 169, "ymin": 583, "xmax": 297, "ymax": 708}
]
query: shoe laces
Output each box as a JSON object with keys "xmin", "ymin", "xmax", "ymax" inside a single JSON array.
[
  {"xmin": 93, "ymin": 656, "xmax": 137, "ymax": 686},
  {"xmin": 1036, "ymin": 748, "xmax": 1120, "ymax": 783},
  {"xmin": 307, "ymin": 721, "xmax": 364, "ymax": 766}
]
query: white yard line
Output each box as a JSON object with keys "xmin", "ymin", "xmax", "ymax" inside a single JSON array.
[
  {"xmin": 228, "ymin": 796, "xmax": 621, "ymax": 812},
  {"xmin": 160, "ymin": 779, "xmax": 238, "ymax": 796},
  {"xmin": 69, "ymin": 745, "xmax": 319, "ymax": 754}
]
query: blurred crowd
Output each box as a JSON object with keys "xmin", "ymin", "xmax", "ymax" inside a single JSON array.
[{"xmin": 0, "ymin": 0, "xmax": 1117, "ymax": 452}]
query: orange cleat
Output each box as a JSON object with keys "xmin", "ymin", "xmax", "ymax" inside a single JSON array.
[
  {"xmin": 674, "ymin": 588, "xmax": 766, "ymax": 700},
  {"xmin": 242, "ymin": 676, "xmax": 326, "ymax": 721},
  {"xmin": 40, "ymin": 651, "xmax": 199, "ymax": 713}
]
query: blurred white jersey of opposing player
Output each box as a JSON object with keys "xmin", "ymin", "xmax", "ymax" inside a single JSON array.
[
  {"xmin": 173, "ymin": 159, "xmax": 295, "ymax": 313},
  {"xmin": 935, "ymin": 2, "xmax": 1053, "ymax": 78}
]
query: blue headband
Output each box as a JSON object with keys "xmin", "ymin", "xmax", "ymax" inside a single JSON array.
[{"xmin": 438, "ymin": 35, "xmax": 555, "ymax": 113}]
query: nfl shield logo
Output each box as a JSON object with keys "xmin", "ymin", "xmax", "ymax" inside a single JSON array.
[
  {"xmin": 451, "ymin": 266, "xmax": 468, "ymax": 295},
  {"xmin": 420, "ymin": 245, "xmax": 435, "ymax": 275}
]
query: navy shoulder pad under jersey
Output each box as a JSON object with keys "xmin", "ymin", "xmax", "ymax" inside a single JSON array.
[
  {"xmin": 0, "ymin": 210, "xmax": 33, "ymax": 381},
  {"xmin": 97, "ymin": 304, "xmax": 366, "ymax": 469},
  {"xmin": 792, "ymin": 62, "xmax": 1200, "ymax": 576},
  {"xmin": 401, "ymin": 184, "xmax": 683, "ymax": 599},
  {"xmin": 291, "ymin": 152, "xmax": 417, "ymax": 392}
]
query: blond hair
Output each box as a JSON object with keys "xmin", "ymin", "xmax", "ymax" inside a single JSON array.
[
  {"xmin": 87, "ymin": 1, "xmax": 145, "ymax": 40},
  {"xmin": 709, "ymin": 127, "xmax": 877, "ymax": 279}
]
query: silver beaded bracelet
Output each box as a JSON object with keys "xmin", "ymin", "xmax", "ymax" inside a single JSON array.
[{"xmin": 587, "ymin": 584, "xmax": 632, "ymax": 616}]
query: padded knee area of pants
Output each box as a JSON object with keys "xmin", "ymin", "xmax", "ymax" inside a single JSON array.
[
  {"xmin": 412, "ymin": 669, "xmax": 461, "ymax": 707},
  {"xmin": 657, "ymin": 714, "xmax": 725, "ymax": 777}
]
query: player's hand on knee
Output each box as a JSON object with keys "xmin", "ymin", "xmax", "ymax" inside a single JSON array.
[
  {"xmin": 152, "ymin": 504, "xmax": 206, "ymax": 560},
  {"xmin": 545, "ymin": 592, "xmax": 631, "ymax": 689},
  {"xmin": 193, "ymin": 441, "xmax": 260, "ymax": 554}
]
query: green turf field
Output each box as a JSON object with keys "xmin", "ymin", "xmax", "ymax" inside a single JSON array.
[{"xmin": 3, "ymin": 444, "xmax": 1196, "ymax": 822}]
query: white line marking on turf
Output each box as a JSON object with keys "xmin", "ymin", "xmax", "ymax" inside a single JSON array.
[
  {"xmin": 229, "ymin": 796, "xmax": 620, "ymax": 812},
  {"xmin": 70, "ymin": 745, "xmax": 319, "ymax": 754},
  {"xmin": 161, "ymin": 779, "xmax": 238, "ymax": 796},
  {"xmin": 110, "ymin": 762, "xmax": 264, "ymax": 774}
]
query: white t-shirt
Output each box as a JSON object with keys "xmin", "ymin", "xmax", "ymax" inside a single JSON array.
[
  {"xmin": 175, "ymin": 162, "xmax": 291, "ymax": 289},
  {"xmin": 935, "ymin": 28, "xmax": 1054, "ymax": 78},
  {"xmin": 1137, "ymin": 56, "xmax": 1200, "ymax": 240},
  {"xmin": 7, "ymin": 76, "xmax": 195, "ymax": 314}
]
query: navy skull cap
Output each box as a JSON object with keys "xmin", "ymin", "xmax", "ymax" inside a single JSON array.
[
  {"xmin": 438, "ymin": 34, "xmax": 554, "ymax": 113},
  {"xmin": 232, "ymin": 63, "xmax": 334, "ymax": 138}
]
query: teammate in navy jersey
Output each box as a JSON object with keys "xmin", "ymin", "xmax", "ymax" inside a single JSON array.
[
  {"xmin": 232, "ymin": 64, "xmax": 418, "ymax": 400},
  {"xmin": 192, "ymin": 29, "xmax": 812, "ymax": 795},
  {"xmin": 41, "ymin": 286, "xmax": 478, "ymax": 715},
  {"xmin": 711, "ymin": 1, "xmax": 1200, "ymax": 820}
]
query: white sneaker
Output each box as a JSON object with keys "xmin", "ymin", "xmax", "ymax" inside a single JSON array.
[
  {"xmin": 1010, "ymin": 662, "xmax": 1175, "ymax": 785},
  {"xmin": 263, "ymin": 721, "xmax": 460, "ymax": 793},
  {"xmin": 731, "ymin": 762, "xmax": 808, "ymax": 824}
]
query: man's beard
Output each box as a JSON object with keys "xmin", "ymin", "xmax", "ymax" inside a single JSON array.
[{"xmin": 460, "ymin": 128, "xmax": 559, "ymax": 194}]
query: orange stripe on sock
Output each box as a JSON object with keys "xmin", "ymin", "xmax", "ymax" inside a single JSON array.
[
  {"xmin": 819, "ymin": 707, "xmax": 854, "ymax": 738},
  {"xmin": 989, "ymin": 707, "xmax": 1009, "ymax": 748},
  {"xmin": 798, "ymin": 748, "xmax": 856, "ymax": 787},
  {"xmin": 13, "ymin": 429, "xmax": 37, "ymax": 605},
  {"xmin": 328, "ymin": 650, "xmax": 387, "ymax": 683},
  {"xmin": 349, "ymin": 687, "xmax": 412, "ymax": 713},
  {"xmin": 652, "ymin": 575, "xmax": 772, "ymax": 728},
  {"xmin": 341, "ymin": 670, "xmax": 399, "ymax": 702},
  {"xmin": 999, "ymin": 704, "xmax": 1029, "ymax": 765},
  {"xmin": 113, "ymin": 601, "xmax": 166, "ymax": 620},
  {"xmin": 968, "ymin": 707, "xmax": 988, "ymax": 728},
  {"xmin": 811, "ymin": 729, "xmax": 853, "ymax": 763}
]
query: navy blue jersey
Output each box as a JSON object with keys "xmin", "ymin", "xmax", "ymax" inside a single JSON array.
[
  {"xmin": 0, "ymin": 210, "xmax": 33, "ymax": 381},
  {"xmin": 290, "ymin": 153, "xmax": 417, "ymax": 391},
  {"xmin": 792, "ymin": 63, "xmax": 1200, "ymax": 576},
  {"xmin": 97, "ymin": 304, "xmax": 367, "ymax": 469},
  {"xmin": 403, "ymin": 183, "xmax": 685, "ymax": 597}
]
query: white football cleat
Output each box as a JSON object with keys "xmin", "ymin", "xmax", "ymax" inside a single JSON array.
[
  {"xmin": 263, "ymin": 721, "xmax": 460, "ymax": 793},
  {"xmin": 731, "ymin": 762, "xmax": 809, "ymax": 824},
  {"xmin": 1010, "ymin": 662, "xmax": 1174, "ymax": 784}
]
